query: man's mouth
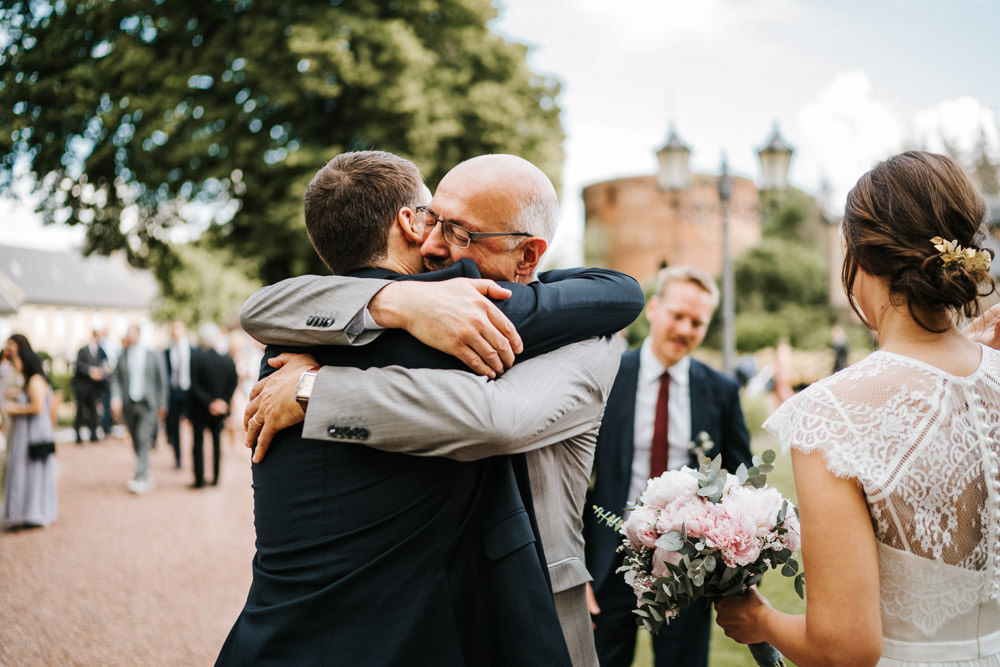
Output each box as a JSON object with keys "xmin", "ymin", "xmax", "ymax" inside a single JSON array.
[{"xmin": 423, "ymin": 258, "xmax": 450, "ymax": 272}]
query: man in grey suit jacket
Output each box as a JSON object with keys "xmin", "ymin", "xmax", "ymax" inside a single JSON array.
[
  {"xmin": 243, "ymin": 154, "xmax": 644, "ymax": 666},
  {"xmin": 112, "ymin": 324, "xmax": 167, "ymax": 495}
]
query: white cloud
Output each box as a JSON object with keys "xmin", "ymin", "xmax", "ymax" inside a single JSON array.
[
  {"xmin": 911, "ymin": 97, "xmax": 999, "ymax": 158},
  {"xmin": 793, "ymin": 71, "xmax": 904, "ymax": 214}
]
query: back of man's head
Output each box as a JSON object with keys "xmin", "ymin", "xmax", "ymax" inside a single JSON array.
[
  {"xmin": 199, "ymin": 322, "xmax": 221, "ymax": 351},
  {"xmin": 304, "ymin": 151, "xmax": 424, "ymax": 275}
]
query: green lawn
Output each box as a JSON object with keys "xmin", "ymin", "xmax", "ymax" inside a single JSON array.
[{"xmin": 631, "ymin": 408, "xmax": 806, "ymax": 667}]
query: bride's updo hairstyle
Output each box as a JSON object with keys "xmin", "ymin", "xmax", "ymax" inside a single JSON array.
[{"xmin": 841, "ymin": 150, "xmax": 996, "ymax": 332}]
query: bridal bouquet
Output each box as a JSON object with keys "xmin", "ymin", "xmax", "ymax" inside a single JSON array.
[{"xmin": 594, "ymin": 449, "xmax": 804, "ymax": 667}]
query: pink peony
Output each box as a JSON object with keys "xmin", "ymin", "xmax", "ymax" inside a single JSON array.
[
  {"xmin": 622, "ymin": 504, "xmax": 660, "ymax": 549},
  {"xmin": 700, "ymin": 505, "xmax": 761, "ymax": 567},
  {"xmin": 722, "ymin": 485, "xmax": 786, "ymax": 538},
  {"xmin": 641, "ymin": 469, "xmax": 699, "ymax": 509},
  {"xmin": 655, "ymin": 496, "xmax": 712, "ymax": 539}
]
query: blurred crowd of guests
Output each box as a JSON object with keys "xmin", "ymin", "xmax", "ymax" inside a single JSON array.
[{"xmin": 2, "ymin": 322, "xmax": 262, "ymax": 530}]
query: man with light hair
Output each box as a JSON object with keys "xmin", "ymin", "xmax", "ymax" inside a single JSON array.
[{"xmin": 583, "ymin": 264, "xmax": 753, "ymax": 667}]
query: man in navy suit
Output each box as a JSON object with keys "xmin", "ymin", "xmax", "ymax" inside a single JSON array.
[
  {"xmin": 218, "ymin": 151, "xmax": 643, "ymax": 666},
  {"xmin": 583, "ymin": 265, "xmax": 753, "ymax": 667}
]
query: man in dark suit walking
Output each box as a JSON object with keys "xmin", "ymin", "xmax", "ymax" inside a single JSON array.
[
  {"xmin": 188, "ymin": 323, "xmax": 237, "ymax": 488},
  {"xmin": 584, "ymin": 265, "xmax": 753, "ymax": 667},
  {"xmin": 73, "ymin": 330, "xmax": 109, "ymax": 443},
  {"xmin": 163, "ymin": 320, "xmax": 192, "ymax": 469}
]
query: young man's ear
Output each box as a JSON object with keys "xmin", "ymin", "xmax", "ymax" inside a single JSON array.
[
  {"xmin": 396, "ymin": 207, "xmax": 425, "ymax": 244},
  {"xmin": 514, "ymin": 237, "xmax": 548, "ymax": 281}
]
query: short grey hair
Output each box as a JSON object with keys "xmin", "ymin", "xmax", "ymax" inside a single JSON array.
[
  {"xmin": 199, "ymin": 322, "xmax": 222, "ymax": 348},
  {"xmin": 511, "ymin": 191, "xmax": 558, "ymax": 242},
  {"xmin": 654, "ymin": 265, "xmax": 720, "ymax": 310}
]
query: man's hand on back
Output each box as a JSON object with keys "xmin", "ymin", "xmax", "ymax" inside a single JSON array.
[
  {"xmin": 245, "ymin": 352, "xmax": 317, "ymax": 463},
  {"xmin": 369, "ymin": 278, "xmax": 523, "ymax": 378}
]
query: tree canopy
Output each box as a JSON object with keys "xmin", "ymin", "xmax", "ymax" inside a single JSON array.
[{"xmin": 0, "ymin": 0, "xmax": 564, "ymax": 285}]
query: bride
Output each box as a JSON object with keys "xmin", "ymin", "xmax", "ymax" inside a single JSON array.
[{"xmin": 714, "ymin": 151, "xmax": 1000, "ymax": 665}]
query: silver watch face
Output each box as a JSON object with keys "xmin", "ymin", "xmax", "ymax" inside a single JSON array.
[{"xmin": 296, "ymin": 370, "xmax": 318, "ymax": 401}]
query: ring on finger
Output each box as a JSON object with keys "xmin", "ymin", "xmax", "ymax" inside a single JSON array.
[{"xmin": 250, "ymin": 415, "xmax": 262, "ymax": 427}]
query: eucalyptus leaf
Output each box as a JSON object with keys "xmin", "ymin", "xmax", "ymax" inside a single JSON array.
[{"xmin": 655, "ymin": 531, "xmax": 684, "ymax": 551}]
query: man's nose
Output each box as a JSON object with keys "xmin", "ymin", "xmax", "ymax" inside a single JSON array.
[{"xmin": 420, "ymin": 222, "xmax": 449, "ymax": 258}]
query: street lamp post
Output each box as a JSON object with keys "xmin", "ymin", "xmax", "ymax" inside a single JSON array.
[
  {"xmin": 656, "ymin": 126, "xmax": 692, "ymax": 190},
  {"xmin": 718, "ymin": 155, "xmax": 735, "ymax": 375}
]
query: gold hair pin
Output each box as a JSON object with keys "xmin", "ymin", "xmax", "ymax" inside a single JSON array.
[{"xmin": 930, "ymin": 236, "xmax": 992, "ymax": 272}]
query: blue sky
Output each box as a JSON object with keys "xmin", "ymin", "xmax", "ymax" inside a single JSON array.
[{"xmin": 4, "ymin": 0, "xmax": 999, "ymax": 261}]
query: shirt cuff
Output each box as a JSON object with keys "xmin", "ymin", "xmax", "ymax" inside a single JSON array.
[{"xmin": 344, "ymin": 306, "xmax": 385, "ymax": 344}]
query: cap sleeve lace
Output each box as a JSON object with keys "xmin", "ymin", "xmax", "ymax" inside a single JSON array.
[{"xmin": 763, "ymin": 347, "xmax": 1000, "ymax": 639}]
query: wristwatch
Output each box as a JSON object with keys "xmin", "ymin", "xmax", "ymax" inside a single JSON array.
[{"xmin": 295, "ymin": 366, "xmax": 321, "ymax": 412}]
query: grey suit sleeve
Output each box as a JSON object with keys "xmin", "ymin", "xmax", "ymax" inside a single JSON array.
[
  {"xmin": 239, "ymin": 275, "xmax": 390, "ymax": 346},
  {"xmin": 301, "ymin": 336, "xmax": 626, "ymax": 461}
]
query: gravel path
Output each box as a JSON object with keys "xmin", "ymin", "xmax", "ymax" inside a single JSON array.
[{"xmin": 0, "ymin": 432, "xmax": 257, "ymax": 666}]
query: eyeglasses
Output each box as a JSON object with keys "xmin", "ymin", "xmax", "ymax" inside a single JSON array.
[{"xmin": 416, "ymin": 206, "xmax": 532, "ymax": 249}]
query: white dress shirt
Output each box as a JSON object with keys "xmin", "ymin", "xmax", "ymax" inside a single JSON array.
[
  {"xmin": 127, "ymin": 345, "xmax": 147, "ymax": 402},
  {"xmin": 169, "ymin": 340, "xmax": 191, "ymax": 391},
  {"xmin": 626, "ymin": 341, "xmax": 693, "ymax": 508}
]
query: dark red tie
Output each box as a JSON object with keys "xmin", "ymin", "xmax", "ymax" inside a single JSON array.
[{"xmin": 650, "ymin": 372, "xmax": 671, "ymax": 477}]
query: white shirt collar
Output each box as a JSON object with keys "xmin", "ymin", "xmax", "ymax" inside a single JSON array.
[{"xmin": 639, "ymin": 340, "xmax": 690, "ymax": 387}]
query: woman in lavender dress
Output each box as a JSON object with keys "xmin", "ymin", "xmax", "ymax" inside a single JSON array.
[{"xmin": 3, "ymin": 334, "xmax": 58, "ymax": 529}]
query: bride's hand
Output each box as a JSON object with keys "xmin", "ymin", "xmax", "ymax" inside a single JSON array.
[{"xmin": 714, "ymin": 587, "xmax": 771, "ymax": 644}]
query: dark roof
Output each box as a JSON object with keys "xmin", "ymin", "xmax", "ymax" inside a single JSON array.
[{"xmin": 0, "ymin": 244, "xmax": 157, "ymax": 309}]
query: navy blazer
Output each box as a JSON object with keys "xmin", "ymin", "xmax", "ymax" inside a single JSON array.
[
  {"xmin": 217, "ymin": 261, "xmax": 644, "ymax": 667},
  {"xmin": 583, "ymin": 347, "xmax": 753, "ymax": 591}
]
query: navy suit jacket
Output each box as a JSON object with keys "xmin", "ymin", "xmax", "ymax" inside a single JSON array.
[
  {"xmin": 188, "ymin": 347, "xmax": 238, "ymax": 422},
  {"xmin": 583, "ymin": 347, "xmax": 753, "ymax": 592},
  {"xmin": 217, "ymin": 260, "xmax": 644, "ymax": 666}
]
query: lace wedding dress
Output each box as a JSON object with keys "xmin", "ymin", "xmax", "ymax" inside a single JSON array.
[{"xmin": 765, "ymin": 345, "xmax": 1000, "ymax": 666}]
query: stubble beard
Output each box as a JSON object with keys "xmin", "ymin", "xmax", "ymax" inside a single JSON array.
[{"xmin": 422, "ymin": 257, "xmax": 451, "ymax": 272}]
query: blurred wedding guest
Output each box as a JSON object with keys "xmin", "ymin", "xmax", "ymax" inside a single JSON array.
[
  {"xmin": 188, "ymin": 323, "xmax": 237, "ymax": 488},
  {"xmin": 2, "ymin": 334, "xmax": 58, "ymax": 530},
  {"xmin": 715, "ymin": 151, "xmax": 1000, "ymax": 665},
  {"xmin": 97, "ymin": 328, "xmax": 118, "ymax": 439},
  {"xmin": 0, "ymin": 343, "xmax": 23, "ymax": 445},
  {"xmin": 72, "ymin": 329, "xmax": 109, "ymax": 443},
  {"xmin": 112, "ymin": 324, "xmax": 167, "ymax": 495},
  {"xmin": 163, "ymin": 320, "xmax": 192, "ymax": 469},
  {"xmin": 772, "ymin": 338, "xmax": 794, "ymax": 405},
  {"xmin": 222, "ymin": 328, "xmax": 262, "ymax": 450},
  {"xmin": 830, "ymin": 323, "xmax": 850, "ymax": 374}
]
